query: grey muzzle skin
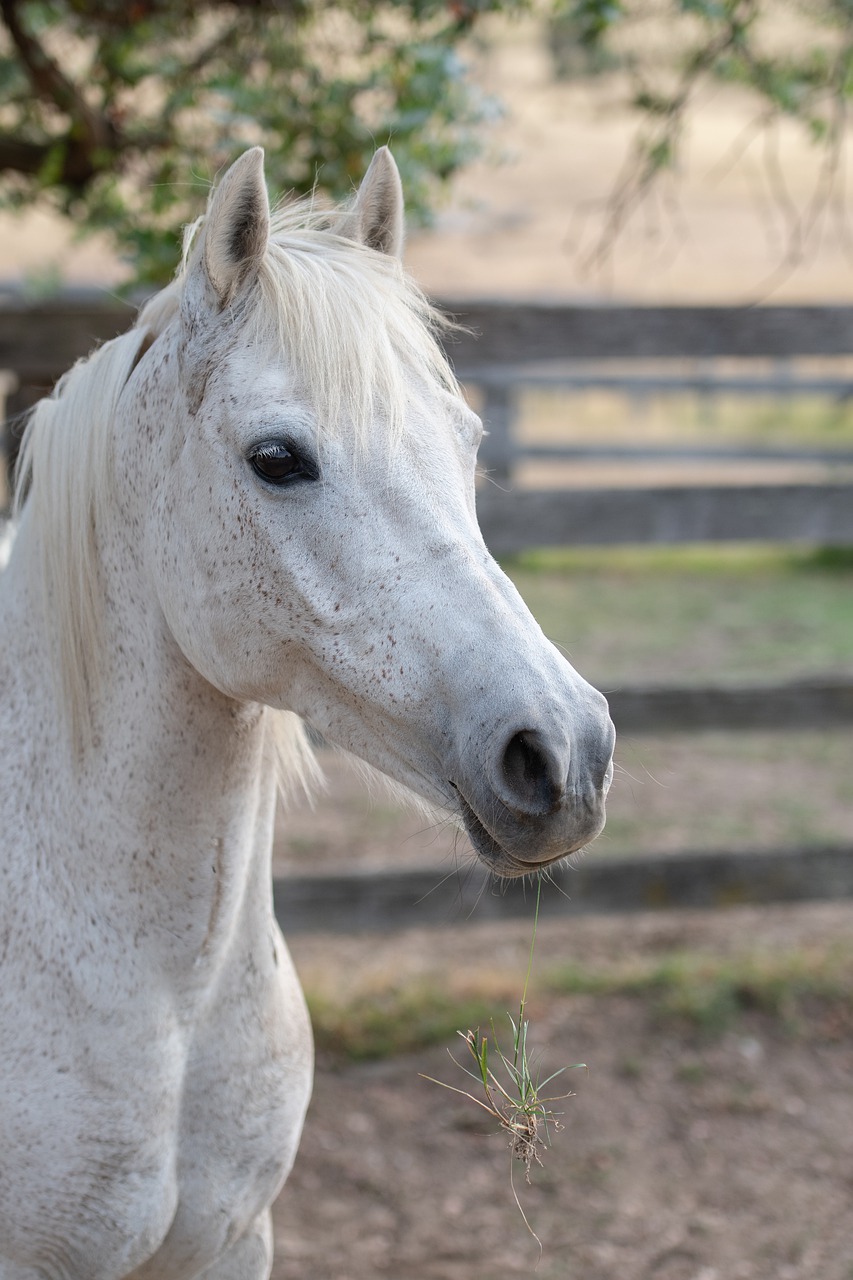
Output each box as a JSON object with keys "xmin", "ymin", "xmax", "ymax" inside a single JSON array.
[{"xmin": 451, "ymin": 689, "xmax": 616, "ymax": 878}]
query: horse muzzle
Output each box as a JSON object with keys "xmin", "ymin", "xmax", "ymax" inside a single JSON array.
[{"xmin": 451, "ymin": 699, "xmax": 616, "ymax": 878}]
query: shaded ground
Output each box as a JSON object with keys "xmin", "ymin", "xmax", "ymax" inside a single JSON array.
[{"xmin": 274, "ymin": 903, "xmax": 853, "ymax": 1280}]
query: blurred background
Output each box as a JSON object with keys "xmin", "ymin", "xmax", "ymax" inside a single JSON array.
[{"xmin": 1, "ymin": 3, "xmax": 852, "ymax": 1277}]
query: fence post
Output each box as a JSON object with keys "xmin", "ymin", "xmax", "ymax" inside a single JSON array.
[{"xmin": 0, "ymin": 372, "xmax": 23, "ymax": 514}]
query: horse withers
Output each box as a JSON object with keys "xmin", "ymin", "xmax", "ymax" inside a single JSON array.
[{"xmin": 0, "ymin": 147, "xmax": 614, "ymax": 1279}]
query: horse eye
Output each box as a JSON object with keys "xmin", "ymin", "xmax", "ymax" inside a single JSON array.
[{"xmin": 249, "ymin": 443, "xmax": 316, "ymax": 486}]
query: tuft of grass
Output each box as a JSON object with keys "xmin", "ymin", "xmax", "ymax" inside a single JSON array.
[
  {"xmin": 427, "ymin": 1019, "xmax": 577, "ymax": 1196},
  {"xmin": 420, "ymin": 878, "xmax": 583, "ymax": 1251}
]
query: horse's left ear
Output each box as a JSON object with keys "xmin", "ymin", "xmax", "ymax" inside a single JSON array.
[
  {"xmin": 195, "ymin": 147, "xmax": 271, "ymax": 309},
  {"xmin": 339, "ymin": 147, "xmax": 404, "ymax": 258}
]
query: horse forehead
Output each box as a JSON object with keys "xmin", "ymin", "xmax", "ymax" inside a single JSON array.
[
  {"xmin": 210, "ymin": 355, "xmax": 297, "ymax": 410},
  {"xmin": 193, "ymin": 356, "xmax": 470, "ymax": 455}
]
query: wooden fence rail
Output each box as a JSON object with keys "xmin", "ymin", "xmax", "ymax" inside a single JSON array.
[
  {"xmin": 4, "ymin": 296, "xmax": 853, "ymax": 543},
  {"xmin": 606, "ymin": 677, "xmax": 853, "ymax": 733},
  {"xmin": 445, "ymin": 302, "xmax": 853, "ymax": 363},
  {"xmin": 5, "ymin": 296, "xmax": 853, "ymax": 371},
  {"xmin": 476, "ymin": 483, "xmax": 853, "ymax": 550},
  {"xmin": 273, "ymin": 844, "xmax": 853, "ymax": 934},
  {"xmin": 6, "ymin": 297, "xmax": 853, "ymax": 375}
]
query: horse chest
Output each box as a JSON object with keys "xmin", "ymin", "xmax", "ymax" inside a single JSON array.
[
  {"xmin": 135, "ymin": 985, "xmax": 313, "ymax": 1280},
  {"xmin": 0, "ymin": 916, "xmax": 312, "ymax": 1280},
  {"xmin": 182, "ymin": 962, "xmax": 312, "ymax": 1189}
]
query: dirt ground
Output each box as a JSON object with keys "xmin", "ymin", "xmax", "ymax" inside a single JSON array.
[
  {"xmin": 271, "ymin": 753, "xmax": 853, "ymax": 1280},
  {"xmin": 274, "ymin": 902, "xmax": 853, "ymax": 1280}
]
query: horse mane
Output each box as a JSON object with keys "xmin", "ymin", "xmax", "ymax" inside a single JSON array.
[
  {"xmin": 14, "ymin": 186, "xmax": 458, "ymax": 779},
  {"xmin": 14, "ymin": 329, "xmax": 151, "ymax": 756}
]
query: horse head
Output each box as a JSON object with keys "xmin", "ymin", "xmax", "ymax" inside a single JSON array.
[{"xmin": 119, "ymin": 147, "xmax": 615, "ymax": 878}]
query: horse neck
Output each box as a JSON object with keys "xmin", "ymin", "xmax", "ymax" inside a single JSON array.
[{"xmin": 1, "ymin": 502, "xmax": 278, "ymax": 967}]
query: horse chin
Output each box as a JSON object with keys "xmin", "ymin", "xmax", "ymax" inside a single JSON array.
[{"xmin": 457, "ymin": 794, "xmax": 571, "ymax": 881}]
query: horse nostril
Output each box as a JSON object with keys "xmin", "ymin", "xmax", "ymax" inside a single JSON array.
[{"xmin": 501, "ymin": 730, "xmax": 563, "ymax": 817}]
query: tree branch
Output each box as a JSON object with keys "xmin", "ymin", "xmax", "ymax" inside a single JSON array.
[
  {"xmin": 0, "ymin": 0, "xmax": 117, "ymax": 180},
  {"xmin": 581, "ymin": 5, "xmax": 757, "ymax": 273},
  {"xmin": 0, "ymin": 134, "xmax": 53, "ymax": 178},
  {"xmin": 64, "ymin": 0, "xmax": 305, "ymax": 18},
  {"xmin": 0, "ymin": 127, "xmax": 171, "ymax": 187}
]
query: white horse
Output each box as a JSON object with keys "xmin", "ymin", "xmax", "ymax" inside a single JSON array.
[{"xmin": 0, "ymin": 147, "xmax": 614, "ymax": 1279}]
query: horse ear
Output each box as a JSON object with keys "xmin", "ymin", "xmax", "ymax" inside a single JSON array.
[
  {"xmin": 197, "ymin": 147, "xmax": 270, "ymax": 308},
  {"xmin": 340, "ymin": 147, "xmax": 404, "ymax": 258}
]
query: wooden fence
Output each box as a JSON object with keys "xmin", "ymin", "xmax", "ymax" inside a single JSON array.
[
  {"xmin": 4, "ymin": 295, "xmax": 853, "ymax": 544},
  {"xmin": 2, "ymin": 294, "xmax": 851, "ymax": 929},
  {"xmin": 446, "ymin": 302, "xmax": 853, "ymax": 544}
]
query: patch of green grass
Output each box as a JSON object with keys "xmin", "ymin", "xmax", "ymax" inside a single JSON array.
[
  {"xmin": 519, "ymin": 385, "xmax": 853, "ymax": 448},
  {"xmin": 304, "ymin": 940, "xmax": 853, "ymax": 1064},
  {"xmin": 501, "ymin": 543, "xmax": 816, "ymax": 577},
  {"xmin": 675, "ymin": 1059, "xmax": 707, "ymax": 1085},
  {"xmin": 286, "ymin": 835, "xmax": 327, "ymax": 855},
  {"xmin": 795, "ymin": 545, "xmax": 853, "ymax": 573},
  {"xmin": 546, "ymin": 946, "xmax": 853, "ymax": 1036},
  {"xmin": 498, "ymin": 544, "xmax": 853, "ymax": 684},
  {"xmin": 602, "ymin": 728, "xmax": 853, "ymax": 856},
  {"xmin": 307, "ymin": 986, "xmax": 497, "ymax": 1062}
]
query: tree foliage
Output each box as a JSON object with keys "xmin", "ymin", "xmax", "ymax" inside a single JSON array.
[
  {"xmin": 0, "ymin": 0, "xmax": 515, "ymax": 284},
  {"xmin": 2, "ymin": 0, "xmax": 853, "ymax": 285}
]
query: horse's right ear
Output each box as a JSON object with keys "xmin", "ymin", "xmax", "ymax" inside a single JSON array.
[
  {"xmin": 338, "ymin": 147, "xmax": 404, "ymax": 258},
  {"xmin": 186, "ymin": 148, "xmax": 271, "ymax": 312}
]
